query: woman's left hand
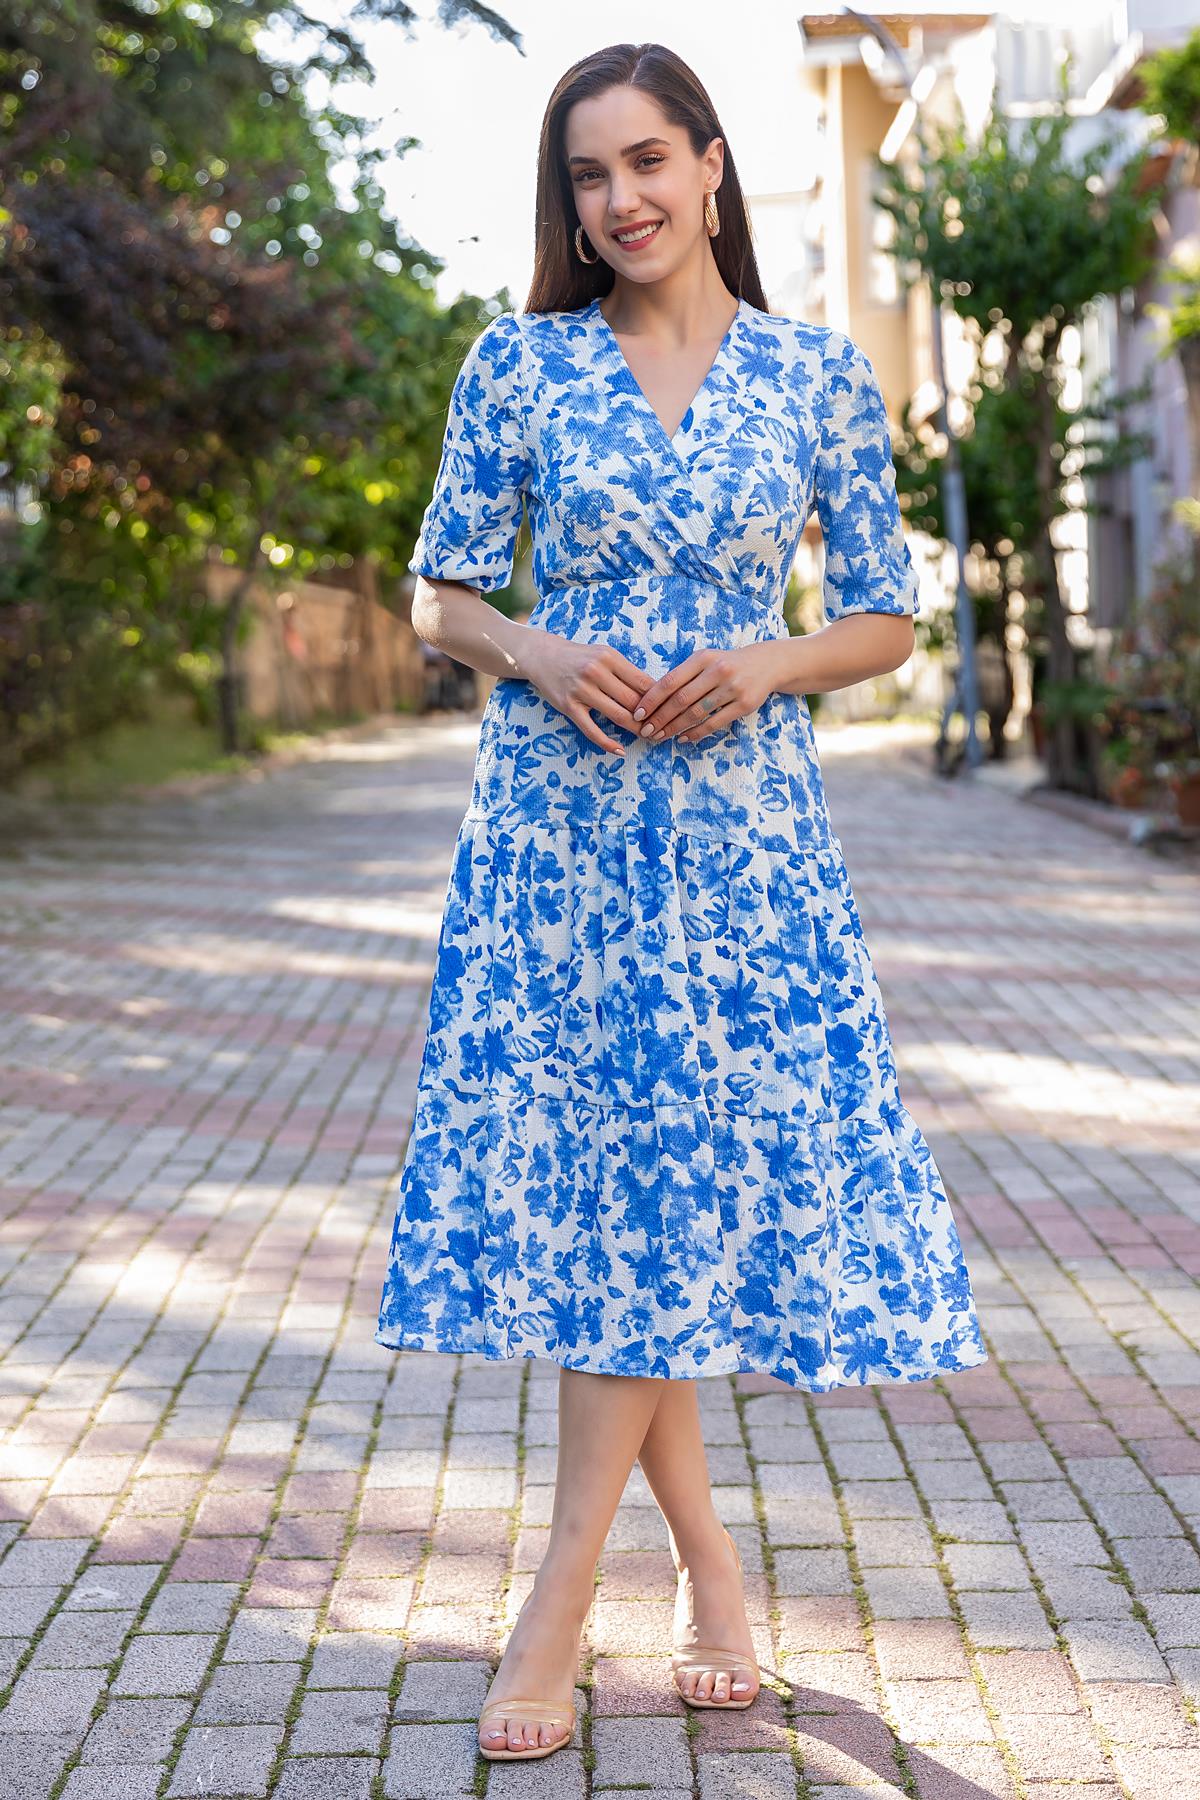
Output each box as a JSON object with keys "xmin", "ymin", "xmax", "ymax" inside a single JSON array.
[{"xmin": 630, "ymin": 642, "xmax": 781, "ymax": 744}]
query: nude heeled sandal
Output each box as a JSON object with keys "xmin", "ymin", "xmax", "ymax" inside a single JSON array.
[
  {"xmin": 670, "ymin": 1524, "xmax": 761, "ymax": 1710},
  {"xmin": 477, "ymin": 1693, "xmax": 576, "ymax": 1761}
]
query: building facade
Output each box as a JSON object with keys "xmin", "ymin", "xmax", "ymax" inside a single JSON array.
[{"xmin": 756, "ymin": 5, "xmax": 1200, "ymax": 725}]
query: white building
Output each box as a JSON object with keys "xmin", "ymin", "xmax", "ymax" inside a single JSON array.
[{"xmin": 763, "ymin": 4, "xmax": 1200, "ymax": 721}]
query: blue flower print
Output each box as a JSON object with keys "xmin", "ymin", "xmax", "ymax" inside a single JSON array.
[{"xmin": 376, "ymin": 295, "xmax": 986, "ymax": 1393}]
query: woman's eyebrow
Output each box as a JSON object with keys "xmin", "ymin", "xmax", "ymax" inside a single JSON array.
[{"xmin": 567, "ymin": 137, "xmax": 670, "ymax": 166}]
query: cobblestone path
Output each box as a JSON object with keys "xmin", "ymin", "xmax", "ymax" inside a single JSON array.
[{"xmin": 1, "ymin": 717, "xmax": 1198, "ymax": 1800}]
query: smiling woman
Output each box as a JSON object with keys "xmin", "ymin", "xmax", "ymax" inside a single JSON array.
[{"xmin": 374, "ymin": 37, "xmax": 985, "ymax": 1768}]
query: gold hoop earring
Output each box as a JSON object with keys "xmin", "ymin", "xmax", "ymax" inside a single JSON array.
[
  {"xmin": 704, "ymin": 190, "xmax": 720, "ymax": 238},
  {"xmin": 574, "ymin": 224, "xmax": 598, "ymax": 265}
]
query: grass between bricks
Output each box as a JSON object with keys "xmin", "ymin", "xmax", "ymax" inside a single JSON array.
[
  {"xmin": 729, "ymin": 1378, "xmax": 818, "ymax": 1800},
  {"xmin": 802, "ymin": 1391, "xmax": 921, "ymax": 1800},
  {"xmin": 950, "ymin": 1179, "xmax": 1200, "ymax": 1734},
  {"xmin": 17, "ymin": 1052, "xmax": 406, "ymax": 1800},
  {"xmin": 8, "ymin": 1108, "xmax": 347, "ymax": 1796},
  {"xmin": 866, "ymin": 1372, "xmax": 1031, "ymax": 1799}
]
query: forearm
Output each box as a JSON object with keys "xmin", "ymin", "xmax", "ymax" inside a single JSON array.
[
  {"xmin": 411, "ymin": 577, "xmax": 545, "ymax": 682},
  {"xmin": 770, "ymin": 612, "xmax": 915, "ymax": 697}
]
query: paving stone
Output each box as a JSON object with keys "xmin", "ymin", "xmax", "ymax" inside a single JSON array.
[
  {"xmin": 1119, "ymin": 1539, "xmax": 1200, "ymax": 1591},
  {"xmin": 976, "ymin": 1649, "xmax": 1082, "ymax": 1714},
  {"xmin": 1041, "ymin": 1564, "xmax": 1132, "ymax": 1619},
  {"xmin": 826, "ymin": 1441, "xmax": 907, "ymax": 1482},
  {"xmin": 904, "ymin": 1742, "xmax": 1016, "ymax": 1796},
  {"xmin": 885, "ymin": 1678, "xmax": 993, "ymax": 1744},
  {"xmin": 795, "ymin": 1715, "xmax": 904, "ymax": 1787},
  {"xmin": 840, "ymin": 1481, "xmax": 923, "ymax": 1520},
  {"xmin": 194, "ymin": 1661, "xmax": 302, "ymax": 1724},
  {"xmin": 30, "ymin": 1609, "xmax": 135, "ymax": 1667},
  {"xmin": 850, "ymin": 1520, "xmax": 937, "ymax": 1566},
  {"xmin": 166, "ymin": 1723, "xmax": 285, "ymax": 1797},
  {"xmin": 928, "ymin": 1500, "xmax": 1014, "ymax": 1542},
  {"xmin": 998, "ymin": 1709, "xmax": 1112, "ymax": 1780},
  {"xmin": 290, "ymin": 1687, "xmax": 389, "ymax": 1754},
  {"xmin": 81, "ymin": 1698, "xmax": 191, "ymax": 1763},
  {"xmin": 0, "ymin": 1539, "xmax": 91, "ymax": 1586},
  {"xmin": 1015, "ymin": 1520, "xmax": 1106, "ymax": 1566},
  {"xmin": 872, "ymin": 1620, "xmax": 971, "ymax": 1681},
  {"xmin": 773, "ymin": 1548, "xmax": 853, "ymax": 1596},
  {"xmin": 393, "ymin": 1660, "xmax": 491, "ymax": 1718},
  {"xmin": 223, "ymin": 1605, "xmax": 319, "ymax": 1661},
  {"xmin": 696, "ymin": 1750, "xmax": 800, "ymax": 1798},
  {"xmin": 592, "ymin": 1717, "xmax": 691, "ymax": 1787},
  {"xmin": 1110, "ymin": 1745, "xmax": 1200, "ymax": 1799},
  {"xmin": 274, "ymin": 1759, "xmax": 377, "ymax": 1800},
  {"xmin": 1165, "ymin": 1649, "xmax": 1200, "ymax": 1697},
  {"xmin": 61, "ymin": 1771, "xmax": 165, "ymax": 1800},
  {"xmin": 140, "ymin": 1578, "xmax": 238, "ymax": 1632},
  {"xmin": 779, "ymin": 1651, "xmax": 879, "ymax": 1711},
  {"xmin": 1139, "ymin": 1594, "xmax": 1200, "ymax": 1648},
  {"xmin": 0, "ymin": 1588, "xmax": 61, "ymax": 1636},
  {"xmin": 1, "ymin": 1666, "xmax": 107, "ymax": 1733},
  {"xmin": 942, "ymin": 1543, "xmax": 1030, "ymax": 1590},
  {"xmin": 112, "ymin": 1633, "xmax": 218, "ymax": 1696},
  {"xmin": 1085, "ymin": 1680, "xmax": 1197, "ymax": 1745},
  {"xmin": 959, "ymin": 1592, "xmax": 1055, "ymax": 1650},
  {"xmin": 63, "ymin": 1565, "xmax": 160, "ymax": 1611},
  {"xmin": 1063, "ymin": 1619, "xmax": 1170, "ymax": 1682},
  {"xmin": 382, "ymin": 1720, "xmax": 490, "ymax": 1796},
  {"xmin": 861, "ymin": 1566, "xmax": 952, "ymax": 1619},
  {"xmin": 0, "ymin": 1734, "xmax": 81, "ymax": 1800}
]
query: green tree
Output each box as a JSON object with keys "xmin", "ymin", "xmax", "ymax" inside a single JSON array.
[
  {"xmin": 1, "ymin": 0, "xmax": 520, "ymax": 769},
  {"xmin": 1141, "ymin": 31, "xmax": 1200, "ymax": 511},
  {"xmin": 877, "ymin": 95, "xmax": 1157, "ymax": 790}
]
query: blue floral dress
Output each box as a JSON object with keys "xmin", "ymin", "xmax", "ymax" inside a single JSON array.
[{"xmin": 374, "ymin": 295, "xmax": 987, "ymax": 1392}]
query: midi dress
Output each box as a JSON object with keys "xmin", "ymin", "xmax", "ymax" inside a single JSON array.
[{"xmin": 374, "ymin": 294, "xmax": 987, "ymax": 1393}]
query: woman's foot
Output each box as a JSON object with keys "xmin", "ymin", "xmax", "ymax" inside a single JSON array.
[
  {"xmin": 669, "ymin": 1520, "xmax": 761, "ymax": 1706},
  {"xmin": 478, "ymin": 1567, "xmax": 591, "ymax": 1757}
]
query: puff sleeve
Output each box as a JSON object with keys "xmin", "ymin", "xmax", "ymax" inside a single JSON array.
[
  {"xmin": 408, "ymin": 311, "xmax": 530, "ymax": 595},
  {"xmin": 812, "ymin": 329, "xmax": 920, "ymax": 624}
]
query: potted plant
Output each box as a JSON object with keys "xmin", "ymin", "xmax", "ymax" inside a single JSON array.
[{"xmin": 1102, "ymin": 554, "xmax": 1200, "ymax": 827}]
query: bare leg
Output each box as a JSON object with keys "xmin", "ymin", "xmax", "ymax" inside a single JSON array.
[
  {"xmin": 635, "ymin": 1380, "xmax": 760, "ymax": 1704},
  {"xmin": 479, "ymin": 1366, "xmax": 665, "ymax": 1755}
]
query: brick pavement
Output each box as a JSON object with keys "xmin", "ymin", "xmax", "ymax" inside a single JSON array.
[{"xmin": 0, "ymin": 714, "xmax": 1198, "ymax": 1800}]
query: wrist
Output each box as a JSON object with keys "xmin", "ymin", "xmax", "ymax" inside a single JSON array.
[
  {"xmin": 754, "ymin": 634, "xmax": 809, "ymax": 699},
  {"xmin": 508, "ymin": 619, "xmax": 546, "ymax": 682}
]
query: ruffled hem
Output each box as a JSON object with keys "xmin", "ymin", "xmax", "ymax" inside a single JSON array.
[
  {"xmin": 375, "ymin": 1080, "xmax": 987, "ymax": 1394},
  {"xmin": 371, "ymin": 1329, "xmax": 989, "ymax": 1396}
]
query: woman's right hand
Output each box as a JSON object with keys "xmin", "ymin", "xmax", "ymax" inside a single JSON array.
[{"xmin": 517, "ymin": 629, "xmax": 656, "ymax": 753}]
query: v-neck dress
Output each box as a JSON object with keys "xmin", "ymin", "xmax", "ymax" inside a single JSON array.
[{"xmin": 374, "ymin": 295, "xmax": 986, "ymax": 1392}]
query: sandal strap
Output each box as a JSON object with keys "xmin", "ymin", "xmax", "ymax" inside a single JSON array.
[
  {"xmin": 672, "ymin": 1648, "xmax": 755, "ymax": 1677},
  {"xmin": 479, "ymin": 1696, "xmax": 576, "ymax": 1725}
]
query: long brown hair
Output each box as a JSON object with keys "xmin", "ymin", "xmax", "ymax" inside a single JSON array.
[{"xmin": 525, "ymin": 42, "xmax": 770, "ymax": 316}]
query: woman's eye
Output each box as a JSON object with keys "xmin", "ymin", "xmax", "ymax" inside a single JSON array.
[{"xmin": 574, "ymin": 154, "xmax": 665, "ymax": 183}]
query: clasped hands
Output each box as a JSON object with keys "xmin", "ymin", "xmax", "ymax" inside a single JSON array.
[{"xmin": 523, "ymin": 632, "xmax": 783, "ymax": 756}]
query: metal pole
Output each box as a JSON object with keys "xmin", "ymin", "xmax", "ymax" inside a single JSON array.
[{"xmin": 845, "ymin": 9, "xmax": 983, "ymax": 770}]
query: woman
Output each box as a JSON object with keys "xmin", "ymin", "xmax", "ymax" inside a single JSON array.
[{"xmin": 376, "ymin": 41, "xmax": 986, "ymax": 1765}]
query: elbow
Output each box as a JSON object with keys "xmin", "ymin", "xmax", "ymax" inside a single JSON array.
[
  {"xmin": 874, "ymin": 612, "xmax": 916, "ymax": 672},
  {"xmin": 410, "ymin": 574, "xmax": 482, "ymax": 644},
  {"xmin": 891, "ymin": 615, "xmax": 916, "ymax": 669},
  {"xmin": 410, "ymin": 577, "xmax": 445, "ymax": 644}
]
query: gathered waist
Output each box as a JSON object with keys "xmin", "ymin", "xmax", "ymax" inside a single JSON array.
[{"xmin": 525, "ymin": 573, "xmax": 790, "ymax": 654}]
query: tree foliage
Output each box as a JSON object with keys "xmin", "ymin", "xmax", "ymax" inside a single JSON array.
[
  {"xmin": 876, "ymin": 93, "xmax": 1157, "ymax": 791},
  {"xmin": 1140, "ymin": 29, "xmax": 1200, "ymax": 145},
  {"xmin": 1, "ymin": 0, "xmax": 519, "ymax": 770}
]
